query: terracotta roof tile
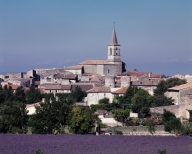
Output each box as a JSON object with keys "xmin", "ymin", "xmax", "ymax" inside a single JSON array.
[
  {"xmin": 112, "ymin": 86, "xmax": 128, "ymax": 94},
  {"xmin": 65, "ymin": 65, "xmax": 83, "ymax": 70},
  {"xmin": 150, "ymin": 74, "xmax": 165, "ymax": 78},
  {"xmin": 71, "ymin": 84, "xmax": 94, "ymax": 92},
  {"xmin": 79, "ymin": 60, "xmax": 110, "ymax": 65},
  {"xmin": 168, "ymin": 82, "xmax": 192, "ymax": 91},
  {"xmin": 87, "ymin": 86, "xmax": 111, "ymax": 93}
]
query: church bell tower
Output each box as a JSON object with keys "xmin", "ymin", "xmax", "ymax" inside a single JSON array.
[{"xmin": 107, "ymin": 29, "xmax": 121, "ymax": 63}]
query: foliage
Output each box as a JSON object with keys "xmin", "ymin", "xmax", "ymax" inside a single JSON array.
[
  {"xmin": 144, "ymin": 119, "xmax": 156, "ymax": 135},
  {"xmin": 70, "ymin": 86, "xmax": 87, "ymax": 102},
  {"xmin": 154, "ymin": 78, "xmax": 186, "ymax": 95},
  {"xmin": 68, "ymin": 106, "xmax": 100, "ymax": 134},
  {"xmin": 13, "ymin": 86, "xmax": 26, "ymax": 103},
  {"xmin": 0, "ymin": 101, "xmax": 28, "ymax": 133},
  {"xmin": 164, "ymin": 118, "xmax": 181, "ymax": 135},
  {"xmin": 126, "ymin": 118, "xmax": 140, "ymax": 126},
  {"xmin": 29, "ymin": 100, "xmax": 72, "ymax": 134},
  {"xmin": 131, "ymin": 89, "xmax": 152, "ymax": 113},
  {"xmin": 162, "ymin": 110, "xmax": 176, "ymax": 123},
  {"xmin": 4, "ymin": 85, "xmax": 14, "ymax": 103},
  {"xmin": 0, "ymin": 85, "xmax": 4, "ymax": 104},
  {"xmin": 99, "ymin": 98, "xmax": 109, "ymax": 104},
  {"xmin": 116, "ymin": 86, "xmax": 139, "ymax": 110},
  {"xmin": 140, "ymin": 107, "xmax": 150, "ymax": 118},
  {"xmin": 111, "ymin": 109, "xmax": 129, "ymax": 125},
  {"xmin": 26, "ymin": 84, "xmax": 42, "ymax": 104},
  {"xmin": 35, "ymin": 149, "xmax": 44, "ymax": 154},
  {"xmin": 153, "ymin": 95, "xmax": 174, "ymax": 107},
  {"xmin": 42, "ymin": 93, "xmax": 55, "ymax": 103},
  {"xmin": 162, "ymin": 110, "xmax": 181, "ymax": 135},
  {"xmin": 90, "ymin": 103, "xmax": 120, "ymax": 112},
  {"xmin": 157, "ymin": 149, "xmax": 167, "ymax": 154}
]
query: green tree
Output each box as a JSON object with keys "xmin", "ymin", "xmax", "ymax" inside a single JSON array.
[
  {"xmin": 153, "ymin": 95, "xmax": 174, "ymax": 107},
  {"xmin": 164, "ymin": 118, "xmax": 181, "ymax": 136},
  {"xmin": 4, "ymin": 85, "xmax": 14, "ymax": 103},
  {"xmin": 70, "ymin": 86, "xmax": 87, "ymax": 102},
  {"xmin": 117, "ymin": 86, "xmax": 139, "ymax": 108},
  {"xmin": 162, "ymin": 110, "xmax": 176, "ymax": 123},
  {"xmin": 13, "ymin": 86, "xmax": 26, "ymax": 103},
  {"xmin": 0, "ymin": 101, "xmax": 28, "ymax": 133},
  {"xmin": 99, "ymin": 98, "xmax": 109, "ymax": 104},
  {"xmin": 0, "ymin": 85, "xmax": 4, "ymax": 104},
  {"xmin": 144, "ymin": 119, "xmax": 156, "ymax": 135},
  {"xmin": 154, "ymin": 78, "xmax": 186, "ymax": 95},
  {"xmin": 162, "ymin": 110, "xmax": 181, "ymax": 136},
  {"xmin": 26, "ymin": 84, "xmax": 42, "ymax": 104},
  {"xmin": 112, "ymin": 109, "xmax": 129, "ymax": 125},
  {"xmin": 68, "ymin": 106, "xmax": 100, "ymax": 134},
  {"xmin": 131, "ymin": 89, "xmax": 152, "ymax": 113},
  {"xmin": 29, "ymin": 100, "xmax": 71, "ymax": 134}
]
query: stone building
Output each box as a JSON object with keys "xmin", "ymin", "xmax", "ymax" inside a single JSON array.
[
  {"xmin": 79, "ymin": 29, "xmax": 126, "ymax": 76},
  {"xmin": 151, "ymin": 82, "xmax": 192, "ymax": 119}
]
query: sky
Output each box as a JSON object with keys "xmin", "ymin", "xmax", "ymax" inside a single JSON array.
[{"xmin": 0, "ymin": 0, "xmax": 191, "ymax": 76}]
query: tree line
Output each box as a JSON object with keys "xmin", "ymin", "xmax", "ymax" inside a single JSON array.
[{"xmin": 0, "ymin": 85, "xmax": 98, "ymax": 134}]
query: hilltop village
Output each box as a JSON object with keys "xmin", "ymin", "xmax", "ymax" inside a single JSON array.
[{"xmin": 0, "ymin": 29, "xmax": 192, "ymax": 134}]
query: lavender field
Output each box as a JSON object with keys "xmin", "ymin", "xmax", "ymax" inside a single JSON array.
[{"xmin": 0, "ymin": 134, "xmax": 191, "ymax": 154}]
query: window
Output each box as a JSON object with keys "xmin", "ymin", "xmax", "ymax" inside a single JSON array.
[
  {"xmin": 116, "ymin": 48, "xmax": 118, "ymax": 55},
  {"xmin": 108, "ymin": 69, "xmax": 110, "ymax": 73},
  {"xmin": 46, "ymin": 78, "xmax": 51, "ymax": 82},
  {"xmin": 110, "ymin": 48, "xmax": 112, "ymax": 55}
]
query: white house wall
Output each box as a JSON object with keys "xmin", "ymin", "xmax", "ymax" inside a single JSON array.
[{"xmin": 86, "ymin": 93, "xmax": 113, "ymax": 106}]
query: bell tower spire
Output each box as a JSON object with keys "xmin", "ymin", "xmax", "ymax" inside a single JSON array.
[{"xmin": 107, "ymin": 26, "xmax": 121, "ymax": 62}]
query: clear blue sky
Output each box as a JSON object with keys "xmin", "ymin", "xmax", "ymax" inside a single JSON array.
[{"xmin": 0, "ymin": 0, "xmax": 191, "ymax": 76}]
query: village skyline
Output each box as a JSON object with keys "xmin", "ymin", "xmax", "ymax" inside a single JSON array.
[{"xmin": 0, "ymin": 0, "xmax": 191, "ymax": 76}]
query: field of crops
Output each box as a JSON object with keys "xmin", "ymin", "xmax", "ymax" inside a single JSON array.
[{"xmin": 0, "ymin": 134, "xmax": 191, "ymax": 154}]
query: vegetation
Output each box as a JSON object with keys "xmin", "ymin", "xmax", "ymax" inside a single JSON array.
[
  {"xmin": 0, "ymin": 101, "xmax": 28, "ymax": 133},
  {"xmin": 162, "ymin": 110, "xmax": 182, "ymax": 136},
  {"xmin": 68, "ymin": 106, "xmax": 100, "ymax": 134},
  {"xmin": 26, "ymin": 84, "xmax": 42, "ymax": 104},
  {"xmin": 29, "ymin": 100, "xmax": 72, "ymax": 134},
  {"xmin": 70, "ymin": 86, "xmax": 87, "ymax": 102},
  {"xmin": 154, "ymin": 78, "xmax": 186, "ymax": 95}
]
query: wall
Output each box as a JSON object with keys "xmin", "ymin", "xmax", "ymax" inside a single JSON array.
[
  {"xmin": 150, "ymin": 105, "xmax": 182, "ymax": 118},
  {"xmin": 165, "ymin": 91, "xmax": 179, "ymax": 105},
  {"xmin": 86, "ymin": 92, "xmax": 113, "ymax": 106},
  {"xmin": 98, "ymin": 115, "xmax": 122, "ymax": 127}
]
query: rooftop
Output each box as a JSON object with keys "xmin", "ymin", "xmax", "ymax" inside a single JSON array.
[{"xmin": 168, "ymin": 82, "xmax": 192, "ymax": 91}]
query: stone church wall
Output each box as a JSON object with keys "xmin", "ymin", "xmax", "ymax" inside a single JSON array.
[
  {"xmin": 83, "ymin": 65, "xmax": 98, "ymax": 74},
  {"xmin": 104, "ymin": 63, "xmax": 122, "ymax": 76}
]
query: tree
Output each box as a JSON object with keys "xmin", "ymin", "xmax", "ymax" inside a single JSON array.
[
  {"xmin": 0, "ymin": 85, "xmax": 4, "ymax": 104},
  {"xmin": 144, "ymin": 119, "xmax": 156, "ymax": 135},
  {"xmin": 162, "ymin": 110, "xmax": 176, "ymax": 123},
  {"xmin": 29, "ymin": 100, "xmax": 71, "ymax": 134},
  {"xmin": 112, "ymin": 109, "xmax": 129, "ymax": 125},
  {"xmin": 99, "ymin": 98, "xmax": 109, "ymax": 104},
  {"xmin": 26, "ymin": 84, "xmax": 42, "ymax": 104},
  {"xmin": 0, "ymin": 101, "xmax": 28, "ymax": 133},
  {"xmin": 153, "ymin": 95, "xmax": 174, "ymax": 107},
  {"xmin": 162, "ymin": 110, "xmax": 181, "ymax": 136},
  {"xmin": 164, "ymin": 118, "xmax": 181, "ymax": 136},
  {"xmin": 131, "ymin": 89, "xmax": 152, "ymax": 113},
  {"xmin": 4, "ymin": 85, "xmax": 14, "ymax": 103},
  {"xmin": 68, "ymin": 106, "xmax": 100, "ymax": 134},
  {"xmin": 154, "ymin": 78, "xmax": 186, "ymax": 95},
  {"xmin": 117, "ymin": 86, "xmax": 139, "ymax": 108},
  {"xmin": 70, "ymin": 86, "xmax": 87, "ymax": 102},
  {"xmin": 13, "ymin": 86, "xmax": 26, "ymax": 103}
]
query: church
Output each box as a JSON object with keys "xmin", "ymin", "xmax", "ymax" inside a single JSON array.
[{"xmin": 77, "ymin": 29, "xmax": 126, "ymax": 76}]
